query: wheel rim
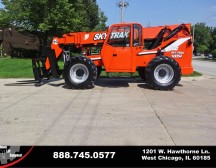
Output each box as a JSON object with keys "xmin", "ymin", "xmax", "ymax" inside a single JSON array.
[
  {"xmin": 154, "ymin": 64, "xmax": 174, "ymax": 84},
  {"xmin": 69, "ymin": 64, "xmax": 89, "ymax": 84}
]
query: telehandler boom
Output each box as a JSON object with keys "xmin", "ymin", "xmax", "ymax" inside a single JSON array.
[{"xmin": 32, "ymin": 22, "xmax": 193, "ymax": 90}]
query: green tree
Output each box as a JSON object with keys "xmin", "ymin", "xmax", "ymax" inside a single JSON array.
[
  {"xmin": 210, "ymin": 27, "xmax": 216, "ymax": 57},
  {"xmin": 194, "ymin": 23, "xmax": 213, "ymax": 54},
  {"xmin": 93, "ymin": 10, "xmax": 108, "ymax": 31},
  {"xmin": 0, "ymin": 0, "xmax": 106, "ymax": 45},
  {"xmin": 196, "ymin": 45, "xmax": 209, "ymax": 54},
  {"xmin": 69, "ymin": 0, "xmax": 101, "ymax": 31}
]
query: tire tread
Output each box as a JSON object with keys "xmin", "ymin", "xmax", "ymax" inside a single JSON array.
[
  {"xmin": 64, "ymin": 56, "xmax": 97, "ymax": 89},
  {"xmin": 145, "ymin": 56, "xmax": 181, "ymax": 90}
]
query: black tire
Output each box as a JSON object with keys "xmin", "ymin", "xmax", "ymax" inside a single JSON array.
[
  {"xmin": 63, "ymin": 56, "xmax": 97, "ymax": 89},
  {"xmin": 97, "ymin": 66, "xmax": 102, "ymax": 78},
  {"xmin": 145, "ymin": 56, "xmax": 181, "ymax": 90},
  {"xmin": 137, "ymin": 67, "xmax": 146, "ymax": 81}
]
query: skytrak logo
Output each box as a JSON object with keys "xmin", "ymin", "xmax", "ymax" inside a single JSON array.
[
  {"xmin": 93, "ymin": 33, "xmax": 107, "ymax": 41},
  {"xmin": 110, "ymin": 31, "xmax": 130, "ymax": 39},
  {"xmin": 93, "ymin": 31, "xmax": 130, "ymax": 41}
]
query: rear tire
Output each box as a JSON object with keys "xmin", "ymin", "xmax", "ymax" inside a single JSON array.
[
  {"xmin": 137, "ymin": 67, "xmax": 146, "ymax": 81},
  {"xmin": 64, "ymin": 56, "xmax": 97, "ymax": 89},
  {"xmin": 145, "ymin": 56, "xmax": 181, "ymax": 90},
  {"xmin": 97, "ymin": 66, "xmax": 102, "ymax": 78}
]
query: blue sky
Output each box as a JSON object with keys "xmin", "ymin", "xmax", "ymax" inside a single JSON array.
[
  {"xmin": 0, "ymin": 0, "xmax": 216, "ymax": 27},
  {"xmin": 97, "ymin": 0, "xmax": 216, "ymax": 27}
]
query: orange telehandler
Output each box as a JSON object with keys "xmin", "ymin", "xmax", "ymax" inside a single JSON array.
[{"xmin": 32, "ymin": 22, "xmax": 193, "ymax": 90}]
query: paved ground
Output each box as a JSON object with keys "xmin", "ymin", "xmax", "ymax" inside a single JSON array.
[
  {"xmin": 0, "ymin": 75, "xmax": 216, "ymax": 146},
  {"xmin": 193, "ymin": 58, "xmax": 216, "ymax": 76}
]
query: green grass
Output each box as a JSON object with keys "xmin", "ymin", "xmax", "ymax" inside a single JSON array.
[
  {"xmin": 101, "ymin": 71, "xmax": 202, "ymax": 78},
  {"xmin": 0, "ymin": 58, "xmax": 202, "ymax": 78},
  {"xmin": 0, "ymin": 58, "xmax": 34, "ymax": 78},
  {"xmin": 182, "ymin": 71, "xmax": 202, "ymax": 77},
  {"xmin": 0, "ymin": 59, "xmax": 140, "ymax": 78}
]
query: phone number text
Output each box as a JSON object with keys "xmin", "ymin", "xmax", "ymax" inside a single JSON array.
[{"xmin": 53, "ymin": 151, "xmax": 116, "ymax": 159}]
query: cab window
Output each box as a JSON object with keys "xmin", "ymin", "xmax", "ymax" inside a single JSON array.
[
  {"xmin": 133, "ymin": 24, "xmax": 142, "ymax": 46},
  {"xmin": 107, "ymin": 25, "xmax": 131, "ymax": 47}
]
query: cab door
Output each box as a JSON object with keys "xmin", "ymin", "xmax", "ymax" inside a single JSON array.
[
  {"xmin": 101, "ymin": 25, "xmax": 132, "ymax": 72},
  {"xmin": 131, "ymin": 24, "xmax": 143, "ymax": 72}
]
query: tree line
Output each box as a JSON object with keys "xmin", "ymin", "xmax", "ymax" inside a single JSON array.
[
  {"xmin": 0, "ymin": 0, "xmax": 108, "ymax": 46},
  {"xmin": 0, "ymin": 1, "xmax": 215, "ymax": 57},
  {"xmin": 193, "ymin": 23, "xmax": 216, "ymax": 56}
]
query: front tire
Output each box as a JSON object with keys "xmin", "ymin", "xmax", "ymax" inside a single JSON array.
[
  {"xmin": 137, "ymin": 67, "xmax": 146, "ymax": 81},
  {"xmin": 64, "ymin": 56, "xmax": 97, "ymax": 89},
  {"xmin": 145, "ymin": 56, "xmax": 181, "ymax": 90}
]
